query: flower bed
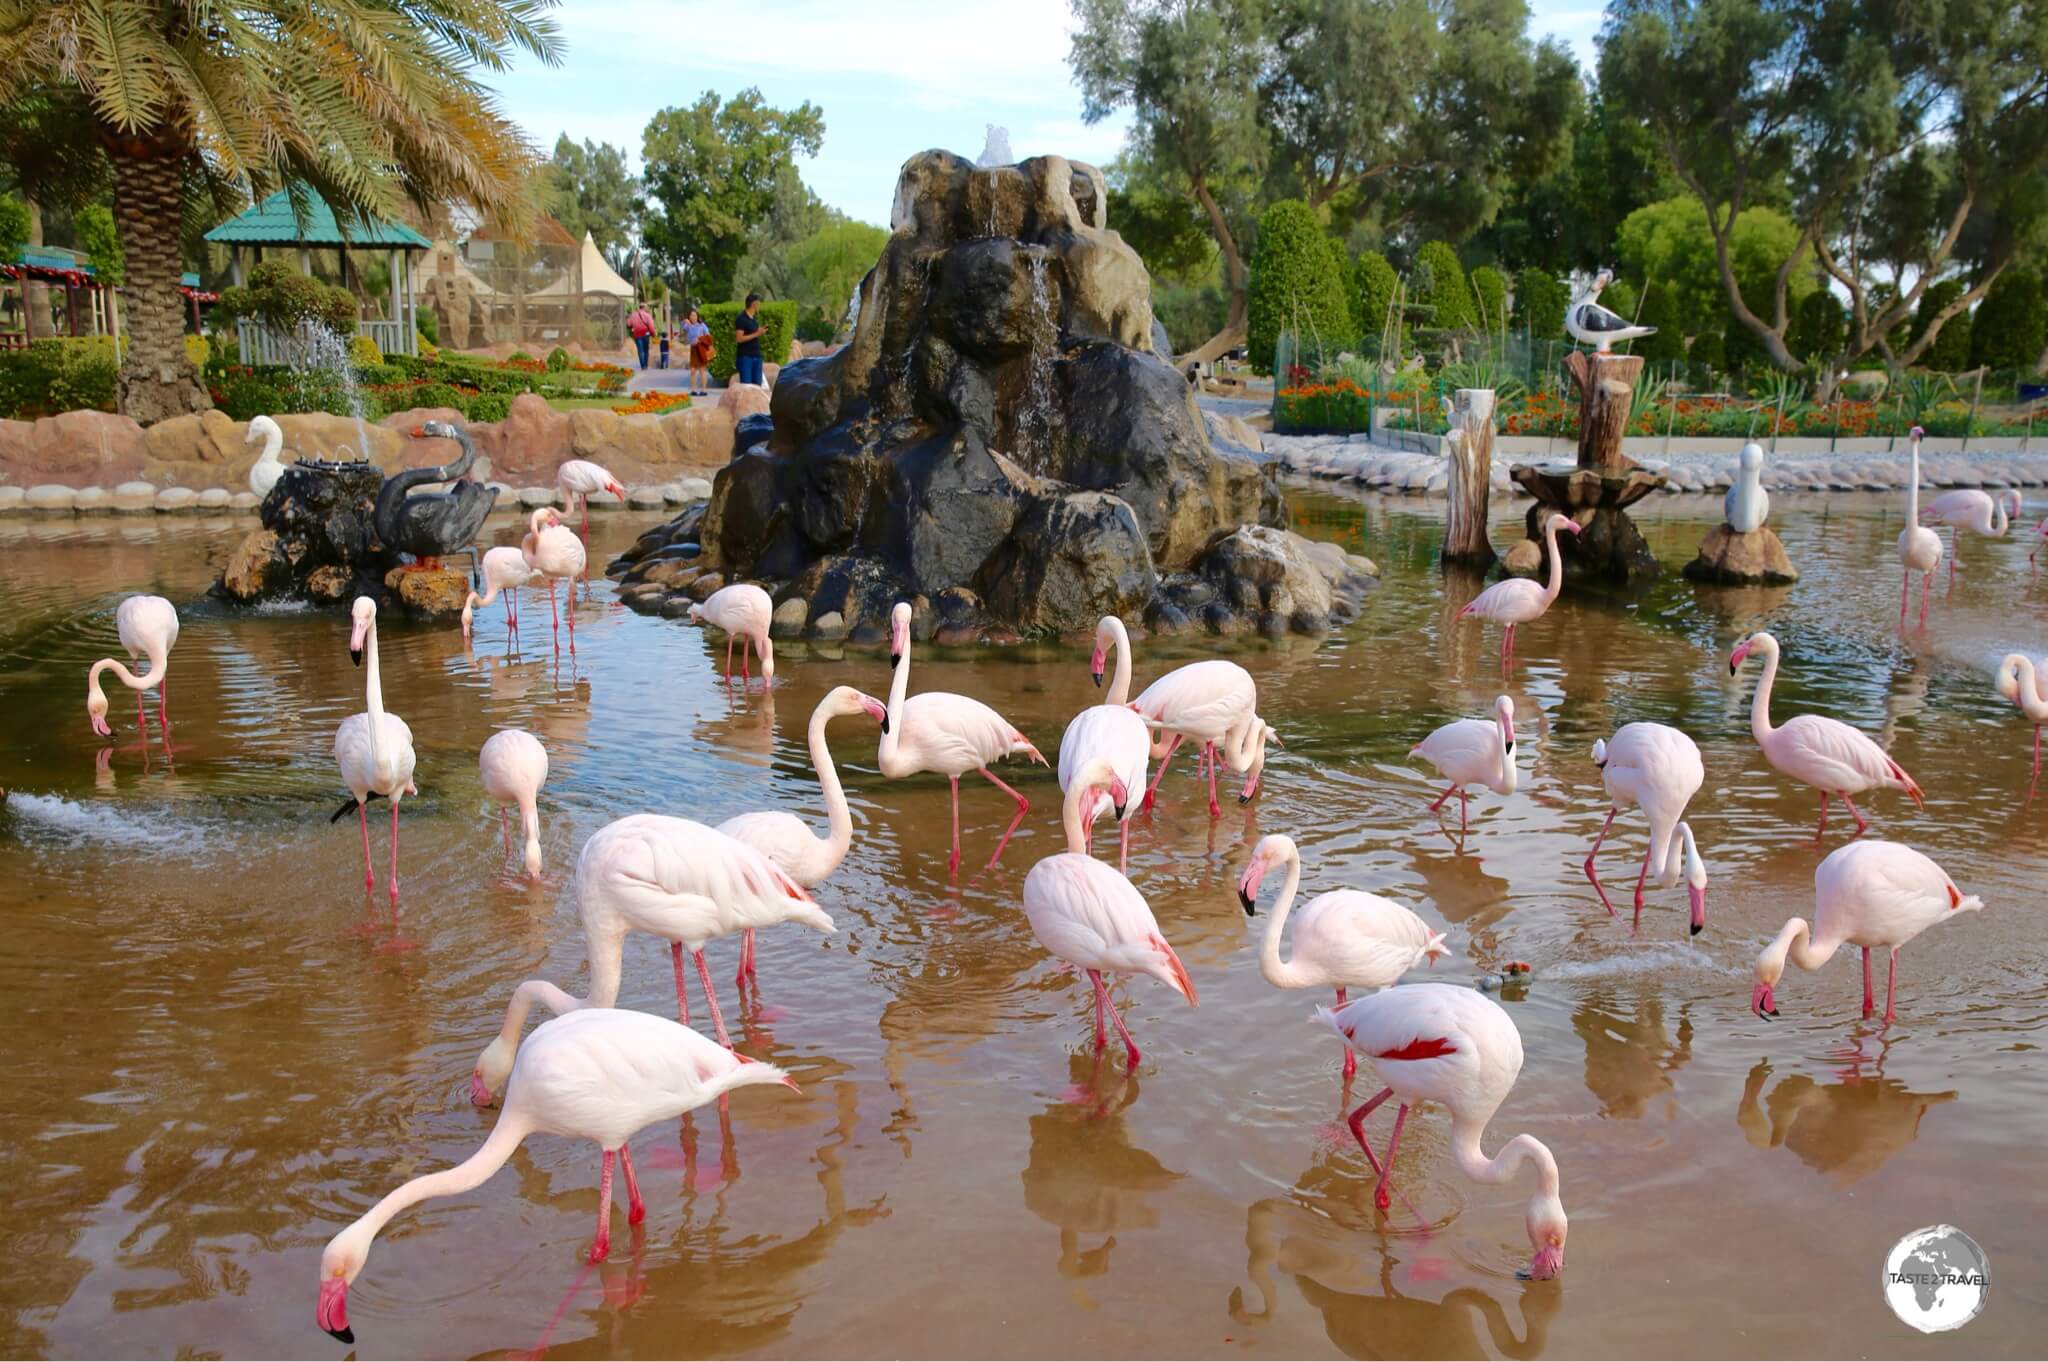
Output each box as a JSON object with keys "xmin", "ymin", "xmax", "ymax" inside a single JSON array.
[{"xmin": 615, "ymin": 390, "xmax": 693, "ymax": 416}]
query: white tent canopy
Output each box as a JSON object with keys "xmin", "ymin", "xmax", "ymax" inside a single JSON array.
[{"xmin": 530, "ymin": 233, "xmax": 634, "ymax": 300}]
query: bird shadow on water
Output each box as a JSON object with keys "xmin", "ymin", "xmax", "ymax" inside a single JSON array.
[
  {"xmin": 1735, "ymin": 1025, "xmax": 1957, "ymax": 1189},
  {"xmin": 1023, "ymin": 1051, "xmax": 1183, "ymax": 1282}
]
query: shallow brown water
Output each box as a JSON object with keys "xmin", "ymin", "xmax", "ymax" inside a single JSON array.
[{"xmin": 1, "ymin": 493, "xmax": 2043, "ymax": 1360}]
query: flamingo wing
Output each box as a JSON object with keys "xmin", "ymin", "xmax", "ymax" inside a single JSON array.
[
  {"xmin": 1130, "ymin": 661, "xmax": 1255, "ymax": 739},
  {"xmin": 1413, "ymin": 717, "xmax": 1497, "ymax": 783},
  {"xmin": 1820, "ymin": 842, "xmax": 1980, "ymax": 947},
  {"xmin": 578, "ymin": 815, "xmax": 821, "ymax": 946},
  {"xmin": 1319, "ymin": 983, "xmax": 1514, "ymax": 1099},
  {"xmin": 902, "ymin": 691, "xmax": 1036, "ymax": 772},
  {"xmin": 1292, "ymin": 892, "xmax": 1444, "ymax": 989},
  {"xmin": 1059, "ymin": 705, "xmax": 1151, "ymax": 822},
  {"xmin": 1023, "ymin": 853, "xmax": 1191, "ymax": 997},
  {"xmin": 1459, "ymin": 578, "xmax": 1542, "ymax": 624},
  {"xmin": 1773, "ymin": 715, "xmax": 1919, "ymax": 798},
  {"xmin": 716, "ymin": 809, "xmax": 822, "ymax": 883}
]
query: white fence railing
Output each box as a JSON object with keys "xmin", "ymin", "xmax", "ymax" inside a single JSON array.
[{"xmin": 236, "ymin": 316, "xmax": 416, "ymax": 366}]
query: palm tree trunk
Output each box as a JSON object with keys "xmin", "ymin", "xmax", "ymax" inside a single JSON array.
[{"xmin": 110, "ymin": 152, "xmax": 209, "ymax": 423}]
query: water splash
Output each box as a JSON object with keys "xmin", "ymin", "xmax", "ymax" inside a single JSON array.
[
  {"xmin": 288, "ymin": 325, "xmax": 374, "ymax": 461},
  {"xmin": 5, "ymin": 793, "xmax": 204, "ymax": 852},
  {"xmin": 1019, "ymin": 254, "xmax": 1059, "ymax": 469},
  {"xmin": 978, "ymin": 125, "xmax": 1013, "ymax": 168}
]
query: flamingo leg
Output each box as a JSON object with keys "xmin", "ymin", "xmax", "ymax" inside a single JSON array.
[
  {"xmin": 1840, "ymin": 792, "xmax": 1869, "ymax": 836},
  {"xmin": 1884, "ymin": 949, "xmax": 1898, "ymax": 1024},
  {"xmin": 1582, "ymin": 808, "xmax": 1618, "ymax": 915},
  {"xmin": 1118, "ymin": 818, "xmax": 1129, "ymax": 875},
  {"xmin": 1458, "ymin": 789, "xmax": 1469, "ymax": 834},
  {"xmin": 670, "ymin": 942, "xmax": 691, "ymax": 1025},
  {"xmin": 580, "ymin": 495, "xmax": 590, "ymax": 540},
  {"xmin": 979, "ymin": 767, "xmax": 1031, "ymax": 867},
  {"xmin": 387, "ymin": 803, "xmax": 401, "ymax": 904},
  {"xmin": 692, "ymin": 949, "xmax": 733, "ymax": 1049},
  {"xmin": 549, "ymin": 579, "xmax": 561, "ymax": 649},
  {"xmin": 947, "ymin": 775, "xmax": 963, "ymax": 876},
  {"xmin": 136, "ymin": 687, "xmax": 148, "ymax": 736},
  {"xmin": 724, "ymin": 634, "xmax": 734, "ymax": 684},
  {"xmin": 1092, "ymin": 977, "xmax": 1107, "ymax": 1052},
  {"xmin": 1204, "ymin": 740, "xmax": 1222, "ymax": 817},
  {"xmin": 1814, "ymin": 792, "xmax": 1830, "ymax": 844},
  {"xmin": 590, "ymin": 1149, "xmax": 615, "ymax": 1263},
  {"xmin": 1631, "ymin": 845, "xmax": 1652, "ymax": 933},
  {"xmin": 1345, "ymin": 1086, "xmax": 1396, "ymax": 1180},
  {"xmin": 1862, "ymin": 947, "xmax": 1875, "ymax": 1017},
  {"xmin": 619, "ymin": 1140, "xmax": 645, "ymax": 1225},
  {"xmin": 1336, "ymin": 987, "xmax": 1355, "ymax": 1080},
  {"xmin": 1088, "ymin": 968, "xmax": 1140, "ymax": 1067},
  {"xmin": 2034, "ymin": 725, "xmax": 2042, "ymax": 786},
  {"xmin": 156, "ymin": 682, "xmax": 168, "ymax": 732},
  {"xmin": 566, "ymin": 579, "xmax": 577, "ymax": 654},
  {"xmin": 1428, "ymin": 783, "xmax": 1460, "ymax": 814},
  {"xmin": 1899, "ymin": 568, "xmax": 1910, "ymax": 629},
  {"xmin": 1919, "ymin": 571, "xmax": 1932, "ymax": 628},
  {"xmin": 500, "ymin": 808, "xmax": 511, "ymax": 855},
  {"xmin": 1142, "ymin": 734, "xmax": 1183, "ymax": 811},
  {"xmin": 736, "ymin": 928, "xmax": 755, "ymax": 990},
  {"xmin": 357, "ymin": 803, "xmax": 375, "ymax": 893},
  {"xmin": 1374, "ymin": 1104, "xmax": 1410, "ymax": 1211},
  {"xmin": 741, "ymin": 635, "xmax": 751, "ymax": 685}
]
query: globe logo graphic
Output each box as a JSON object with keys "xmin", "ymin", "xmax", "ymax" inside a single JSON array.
[{"xmin": 1883, "ymin": 1225, "xmax": 1989, "ymax": 1333}]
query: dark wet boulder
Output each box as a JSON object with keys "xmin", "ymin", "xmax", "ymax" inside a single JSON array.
[{"xmin": 977, "ymin": 491, "xmax": 1156, "ymax": 635}]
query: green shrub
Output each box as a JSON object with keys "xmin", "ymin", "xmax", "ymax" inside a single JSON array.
[
  {"xmin": 545, "ymin": 345, "xmax": 573, "ymax": 371},
  {"xmin": 1155, "ymin": 283, "xmax": 1228, "ymax": 354},
  {"xmin": 698, "ymin": 300, "xmax": 800, "ymax": 383},
  {"xmin": 1911, "ymin": 279, "xmax": 1972, "ymax": 371},
  {"xmin": 1970, "ymin": 268, "xmax": 2045, "ymax": 371},
  {"xmin": 467, "ymin": 392, "xmax": 511, "ymax": 423},
  {"xmin": 795, "ymin": 308, "xmax": 836, "ymax": 343},
  {"xmin": 1246, "ymin": 200, "xmax": 1352, "ymax": 374},
  {"xmin": 1469, "ymin": 266, "xmax": 1509, "ymax": 333},
  {"xmin": 1351, "ymin": 250, "xmax": 1399, "ymax": 348},
  {"xmin": 1635, "ymin": 282, "xmax": 1687, "ymax": 362},
  {"xmin": 354, "ymin": 362, "xmax": 406, "ymax": 386},
  {"xmin": 0, "ymin": 338, "xmax": 120, "ymax": 417},
  {"xmin": 1790, "ymin": 290, "xmax": 1846, "ymax": 363},
  {"xmin": 506, "ymin": 350, "xmax": 537, "ymax": 366},
  {"xmin": 217, "ymin": 259, "xmax": 358, "ymax": 340},
  {"xmin": 401, "ymin": 382, "xmax": 472, "ymax": 414},
  {"xmin": 1689, "ymin": 328, "xmax": 1725, "ymax": 371},
  {"xmin": 211, "ymin": 371, "xmax": 289, "ymax": 421},
  {"xmin": 414, "ymin": 310, "xmax": 439, "ymax": 345},
  {"xmin": 1412, "ymin": 241, "xmax": 1475, "ymax": 333},
  {"xmin": 1514, "ymin": 268, "xmax": 1571, "ymax": 338},
  {"xmin": 348, "ymin": 333, "xmax": 383, "ymax": 367}
]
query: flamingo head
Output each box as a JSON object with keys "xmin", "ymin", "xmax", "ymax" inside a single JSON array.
[
  {"xmin": 827, "ymin": 684, "xmax": 889, "ymax": 732},
  {"xmin": 1681, "ymin": 824, "xmax": 1707, "ymax": 936},
  {"xmin": 1546, "ymin": 513, "xmax": 1581, "ymax": 538},
  {"xmin": 1750, "ymin": 978, "xmax": 1779, "ymax": 1018},
  {"xmin": 348, "ymin": 596, "xmax": 377, "ymax": 666},
  {"xmin": 1591, "ymin": 737, "xmax": 1607, "ymax": 769},
  {"xmin": 1910, "ymin": 424, "xmax": 1925, "ymax": 441},
  {"xmin": 86, "ymin": 670, "xmax": 112, "ymax": 737},
  {"xmin": 1089, "ymin": 641, "xmax": 1106, "ymax": 687},
  {"xmin": 460, "ymin": 592, "xmax": 478, "ymax": 640},
  {"xmin": 1236, "ymin": 833, "xmax": 1293, "ymax": 915},
  {"xmin": 888, "ymin": 602, "xmax": 912, "ymax": 668},
  {"xmin": 1423, "ymin": 930, "xmax": 1449, "ymax": 964},
  {"xmin": 1493, "ymin": 695, "xmax": 1516, "ymax": 756},
  {"xmin": 316, "ymin": 1226, "xmax": 373, "ymax": 1343},
  {"xmin": 1728, "ymin": 631, "xmax": 1775, "ymax": 675},
  {"xmin": 606, "ymin": 478, "xmax": 626, "ymax": 499},
  {"xmin": 2002, "ymin": 489, "xmax": 2024, "ymax": 519},
  {"xmin": 1751, "ymin": 943, "xmax": 1785, "ymax": 1018},
  {"xmin": 1995, "ymin": 654, "xmax": 2026, "ymax": 704},
  {"xmin": 471, "ymin": 1033, "xmax": 517, "ymax": 1108},
  {"xmin": 1524, "ymin": 1194, "xmax": 1568, "ymax": 1280}
]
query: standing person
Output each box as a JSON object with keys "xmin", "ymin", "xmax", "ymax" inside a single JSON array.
[
  {"xmin": 681, "ymin": 305, "xmax": 713, "ymax": 396},
  {"xmin": 627, "ymin": 300, "xmax": 654, "ymax": 370},
  {"xmin": 734, "ymin": 293, "xmax": 766, "ymax": 387},
  {"xmin": 658, "ymin": 320, "xmax": 672, "ymax": 370}
]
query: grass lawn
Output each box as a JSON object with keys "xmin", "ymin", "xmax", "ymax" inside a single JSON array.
[{"xmin": 545, "ymin": 396, "xmax": 636, "ymax": 412}]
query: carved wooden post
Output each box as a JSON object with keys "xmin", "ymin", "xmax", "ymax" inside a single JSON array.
[
  {"xmin": 1564, "ymin": 350, "xmax": 1644, "ymax": 474},
  {"xmin": 1442, "ymin": 387, "xmax": 1497, "ymax": 569}
]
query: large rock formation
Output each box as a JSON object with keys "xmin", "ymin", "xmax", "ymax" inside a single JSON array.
[{"xmin": 655, "ymin": 148, "xmax": 1320, "ymax": 638}]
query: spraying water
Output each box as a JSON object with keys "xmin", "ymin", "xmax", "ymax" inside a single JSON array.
[
  {"xmin": 1019, "ymin": 254, "xmax": 1058, "ymax": 468},
  {"xmin": 288, "ymin": 324, "xmax": 375, "ymax": 462}
]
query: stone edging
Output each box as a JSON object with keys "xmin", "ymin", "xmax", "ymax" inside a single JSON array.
[{"xmin": 0, "ymin": 476, "xmax": 716, "ymax": 518}]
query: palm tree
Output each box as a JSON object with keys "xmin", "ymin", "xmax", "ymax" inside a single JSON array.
[{"xmin": 0, "ymin": 0, "xmax": 561, "ymax": 422}]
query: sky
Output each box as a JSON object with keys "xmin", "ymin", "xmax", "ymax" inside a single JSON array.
[{"xmin": 492, "ymin": 0, "xmax": 1606, "ymax": 227}]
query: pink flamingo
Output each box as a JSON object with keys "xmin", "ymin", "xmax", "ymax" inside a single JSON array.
[
  {"xmin": 1238, "ymin": 833, "xmax": 1446, "ymax": 1080},
  {"xmin": 469, "ymin": 813, "xmax": 831, "ymax": 1104},
  {"xmin": 1059, "ymin": 615, "xmax": 1152, "ymax": 871},
  {"xmin": 1897, "ymin": 427, "xmax": 1943, "ymax": 628},
  {"xmin": 479, "ymin": 729, "xmax": 548, "ymax": 879},
  {"xmin": 878, "ymin": 600, "xmax": 1047, "ymax": 874},
  {"xmin": 522, "ymin": 507, "xmax": 587, "ymax": 650},
  {"xmin": 1730, "ymin": 632, "xmax": 1924, "ymax": 840},
  {"xmin": 85, "ymin": 594, "xmax": 179, "ymax": 739},
  {"xmin": 2030, "ymin": 516, "xmax": 2048, "ymax": 569},
  {"xmin": 1994, "ymin": 653, "xmax": 2048, "ymax": 786},
  {"xmin": 317, "ymin": 1008, "xmax": 796, "ymax": 1343},
  {"xmin": 1410, "ymin": 695, "xmax": 1517, "ymax": 832},
  {"xmin": 461, "ymin": 545, "xmax": 537, "ymax": 642},
  {"xmin": 1923, "ymin": 486, "xmax": 2021, "ymax": 583},
  {"xmin": 1585, "ymin": 722, "xmax": 1708, "ymax": 934},
  {"xmin": 555, "ymin": 458, "xmax": 626, "ymax": 537},
  {"xmin": 1023, "ymin": 755, "xmax": 1197, "ymax": 1067},
  {"xmin": 331, "ymin": 597, "xmax": 418, "ymax": 906},
  {"xmin": 1458, "ymin": 513, "xmax": 1581, "ymax": 666},
  {"xmin": 1750, "ymin": 840, "xmax": 1982, "ymax": 1024},
  {"xmin": 1129, "ymin": 659, "xmax": 1265, "ymax": 816},
  {"xmin": 1318, "ymin": 983, "xmax": 1568, "ymax": 1278},
  {"xmin": 689, "ymin": 583, "xmax": 775, "ymax": 687},
  {"xmin": 717, "ymin": 685, "xmax": 886, "ymax": 987}
]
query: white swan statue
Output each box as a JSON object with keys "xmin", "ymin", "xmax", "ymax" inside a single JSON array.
[
  {"xmin": 247, "ymin": 415, "xmax": 289, "ymax": 498},
  {"xmin": 1725, "ymin": 442, "xmax": 1769, "ymax": 533}
]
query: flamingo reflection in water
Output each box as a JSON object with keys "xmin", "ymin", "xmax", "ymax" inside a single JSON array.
[
  {"xmin": 1737, "ymin": 1041, "xmax": 1958, "ymax": 1190},
  {"xmin": 1020, "ymin": 1053, "xmax": 1185, "ymax": 1279}
]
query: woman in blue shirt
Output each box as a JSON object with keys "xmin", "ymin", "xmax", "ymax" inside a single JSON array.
[{"xmin": 680, "ymin": 306, "xmax": 713, "ymax": 396}]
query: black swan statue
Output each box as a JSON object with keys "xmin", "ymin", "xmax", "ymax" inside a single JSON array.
[{"xmin": 372, "ymin": 420, "xmax": 499, "ymax": 572}]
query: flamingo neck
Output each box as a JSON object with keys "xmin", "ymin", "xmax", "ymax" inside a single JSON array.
[
  {"xmin": 1747, "ymin": 647, "xmax": 1779, "ymax": 744},
  {"xmin": 1657, "ymin": 821, "xmax": 1693, "ymax": 886},
  {"xmin": 1540, "ymin": 518, "xmax": 1568, "ymax": 606},
  {"xmin": 1992, "ymin": 499, "xmax": 2010, "ymax": 536},
  {"xmin": 2015, "ymin": 657, "xmax": 2048, "ymax": 721},
  {"xmin": 1104, "ymin": 618, "xmax": 1133, "ymax": 706},
  {"xmin": 809, "ymin": 701, "xmax": 853, "ymax": 875},
  {"xmin": 1256, "ymin": 845, "xmax": 1311, "ymax": 989},
  {"xmin": 1059, "ymin": 771, "xmax": 1095, "ymax": 854},
  {"xmin": 519, "ymin": 795, "xmax": 543, "ymax": 877},
  {"xmin": 1905, "ymin": 441, "xmax": 1922, "ymax": 523},
  {"xmin": 1452, "ymin": 1124, "xmax": 1560, "ymax": 1201},
  {"xmin": 344, "ymin": 1114, "xmax": 531, "ymax": 1250},
  {"xmin": 880, "ymin": 643, "xmax": 910, "ymax": 768},
  {"xmin": 579, "ymin": 917, "xmax": 626, "ymax": 1009},
  {"xmin": 89, "ymin": 654, "xmax": 164, "ymax": 698},
  {"xmin": 487, "ymin": 978, "xmax": 585, "ymax": 1062},
  {"xmin": 362, "ymin": 620, "xmax": 386, "ymax": 774},
  {"xmin": 1768, "ymin": 916, "xmax": 1838, "ymax": 974}
]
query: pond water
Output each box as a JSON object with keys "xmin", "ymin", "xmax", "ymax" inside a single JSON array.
[{"xmin": 1, "ymin": 492, "xmax": 2042, "ymax": 1359}]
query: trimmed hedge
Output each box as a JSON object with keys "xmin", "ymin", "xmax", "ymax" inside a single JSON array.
[
  {"xmin": 1351, "ymin": 250, "xmax": 1399, "ymax": 346},
  {"xmin": 1515, "ymin": 268, "xmax": 1571, "ymax": 338},
  {"xmin": 1469, "ymin": 266, "xmax": 1509, "ymax": 333},
  {"xmin": 1247, "ymin": 200, "xmax": 1352, "ymax": 373},
  {"xmin": 699, "ymin": 300, "xmax": 798, "ymax": 383},
  {"xmin": 1912, "ymin": 280, "xmax": 1971, "ymax": 371},
  {"xmin": 1413, "ymin": 241, "xmax": 1475, "ymax": 333},
  {"xmin": 1971, "ymin": 268, "xmax": 2044, "ymax": 371},
  {"xmin": 0, "ymin": 338, "xmax": 120, "ymax": 418}
]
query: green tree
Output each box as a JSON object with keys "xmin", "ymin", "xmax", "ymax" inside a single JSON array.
[
  {"xmin": 1615, "ymin": 197, "xmax": 1813, "ymax": 339},
  {"xmin": 730, "ymin": 167, "xmax": 832, "ymax": 306},
  {"xmin": 1071, "ymin": 0, "xmax": 1267, "ymax": 359},
  {"xmin": 640, "ymin": 88, "xmax": 825, "ymax": 303},
  {"xmin": 1969, "ymin": 268, "xmax": 2045, "ymax": 372},
  {"xmin": 1910, "ymin": 281, "xmax": 1972, "ymax": 372},
  {"xmin": 547, "ymin": 135, "xmax": 641, "ymax": 274},
  {"xmin": 1789, "ymin": 290, "xmax": 1845, "ymax": 364},
  {"xmin": 0, "ymin": 0, "xmax": 558, "ymax": 422},
  {"xmin": 74, "ymin": 203, "xmax": 122, "ymax": 285},
  {"xmin": 1105, "ymin": 165, "xmax": 1217, "ymax": 283},
  {"xmin": 1351, "ymin": 248, "xmax": 1398, "ymax": 347},
  {"xmin": 1513, "ymin": 267, "xmax": 1570, "ymax": 338},
  {"xmin": 1246, "ymin": 199, "xmax": 1349, "ymax": 371},
  {"xmin": 1469, "ymin": 265, "xmax": 1508, "ymax": 333},
  {"xmin": 1480, "ymin": 89, "xmax": 1677, "ymax": 276},
  {"xmin": 0, "ymin": 193, "xmax": 26, "ymax": 257},
  {"xmin": 1634, "ymin": 281, "xmax": 1686, "ymax": 361},
  {"xmin": 1601, "ymin": 0, "xmax": 2048, "ymax": 383},
  {"xmin": 1413, "ymin": 240, "xmax": 1474, "ymax": 332},
  {"xmin": 788, "ymin": 220, "xmax": 889, "ymax": 324}
]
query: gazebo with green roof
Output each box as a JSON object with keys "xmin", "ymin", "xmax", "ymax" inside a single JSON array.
[{"xmin": 205, "ymin": 189, "xmax": 431, "ymax": 359}]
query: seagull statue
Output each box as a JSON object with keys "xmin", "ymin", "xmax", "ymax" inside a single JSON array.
[{"xmin": 1565, "ymin": 270, "xmax": 1656, "ymax": 353}]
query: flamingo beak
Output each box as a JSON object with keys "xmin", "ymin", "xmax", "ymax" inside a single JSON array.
[
  {"xmin": 860, "ymin": 695, "xmax": 887, "ymax": 728},
  {"xmin": 91, "ymin": 714, "xmax": 112, "ymax": 738},
  {"xmin": 469, "ymin": 1070, "xmax": 496, "ymax": 1108},
  {"xmin": 1237, "ymin": 859, "xmax": 1262, "ymax": 915},
  {"xmin": 316, "ymin": 1277, "xmax": 352, "ymax": 1344},
  {"xmin": 1751, "ymin": 981, "xmax": 1777, "ymax": 1018},
  {"xmin": 780, "ymin": 1075, "xmax": 802, "ymax": 1092},
  {"xmin": 1526, "ymin": 1246, "xmax": 1564, "ymax": 1280},
  {"xmin": 1688, "ymin": 883, "xmax": 1706, "ymax": 936},
  {"xmin": 1729, "ymin": 641, "xmax": 1751, "ymax": 674}
]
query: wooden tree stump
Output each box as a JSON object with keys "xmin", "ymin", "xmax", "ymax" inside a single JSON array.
[
  {"xmin": 1564, "ymin": 350, "xmax": 1645, "ymax": 475},
  {"xmin": 1442, "ymin": 387, "xmax": 1497, "ymax": 569}
]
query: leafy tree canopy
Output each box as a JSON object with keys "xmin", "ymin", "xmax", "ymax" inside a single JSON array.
[{"xmin": 547, "ymin": 135, "xmax": 641, "ymax": 275}]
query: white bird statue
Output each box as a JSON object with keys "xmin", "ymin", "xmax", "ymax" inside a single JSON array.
[
  {"xmin": 1726, "ymin": 441, "xmax": 1769, "ymax": 533},
  {"xmin": 1564, "ymin": 270, "xmax": 1655, "ymax": 353},
  {"xmin": 247, "ymin": 415, "xmax": 289, "ymax": 498}
]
